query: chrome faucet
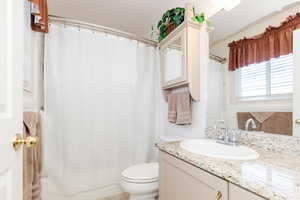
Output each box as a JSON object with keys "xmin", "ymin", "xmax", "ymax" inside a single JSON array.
[
  {"xmin": 214, "ymin": 120, "xmax": 237, "ymax": 146},
  {"xmin": 245, "ymin": 118, "xmax": 257, "ymax": 131}
]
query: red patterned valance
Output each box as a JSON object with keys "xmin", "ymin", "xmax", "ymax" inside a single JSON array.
[
  {"xmin": 29, "ymin": 0, "xmax": 48, "ymax": 33},
  {"xmin": 228, "ymin": 13, "xmax": 300, "ymax": 71}
]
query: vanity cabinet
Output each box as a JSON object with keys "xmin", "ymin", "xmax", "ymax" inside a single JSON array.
[
  {"xmin": 229, "ymin": 184, "xmax": 265, "ymax": 200},
  {"xmin": 159, "ymin": 151, "xmax": 265, "ymax": 200},
  {"xmin": 159, "ymin": 151, "xmax": 228, "ymax": 200}
]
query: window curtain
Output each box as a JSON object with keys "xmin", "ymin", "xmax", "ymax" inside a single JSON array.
[
  {"xmin": 228, "ymin": 13, "xmax": 300, "ymax": 71},
  {"xmin": 43, "ymin": 23, "xmax": 163, "ymax": 198},
  {"xmin": 28, "ymin": 0, "xmax": 48, "ymax": 33}
]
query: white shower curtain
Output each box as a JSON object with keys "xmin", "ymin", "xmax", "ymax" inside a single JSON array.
[{"xmin": 43, "ymin": 23, "xmax": 163, "ymax": 197}]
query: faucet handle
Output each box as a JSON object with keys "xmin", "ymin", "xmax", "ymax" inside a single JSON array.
[
  {"xmin": 230, "ymin": 134, "xmax": 237, "ymax": 144},
  {"xmin": 217, "ymin": 134, "xmax": 224, "ymax": 141},
  {"xmin": 228, "ymin": 129, "xmax": 240, "ymax": 145},
  {"xmin": 214, "ymin": 120, "xmax": 226, "ymax": 131}
]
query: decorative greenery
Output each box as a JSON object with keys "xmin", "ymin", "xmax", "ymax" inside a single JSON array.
[
  {"xmin": 192, "ymin": 8, "xmax": 205, "ymax": 23},
  {"xmin": 157, "ymin": 7, "xmax": 185, "ymax": 42},
  {"xmin": 155, "ymin": 7, "xmax": 212, "ymax": 42},
  {"xmin": 192, "ymin": 8, "xmax": 212, "ymax": 27}
]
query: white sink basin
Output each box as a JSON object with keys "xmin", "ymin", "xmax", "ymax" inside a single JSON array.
[{"xmin": 180, "ymin": 139, "xmax": 259, "ymax": 160}]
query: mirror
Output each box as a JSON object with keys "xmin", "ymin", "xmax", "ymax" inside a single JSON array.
[
  {"xmin": 164, "ymin": 39, "xmax": 183, "ymax": 82},
  {"xmin": 207, "ymin": 1, "xmax": 300, "ymax": 137},
  {"xmin": 160, "ymin": 30, "xmax": 187, "ymax": 88}
]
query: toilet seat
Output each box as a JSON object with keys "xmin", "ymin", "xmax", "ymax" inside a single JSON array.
[
  {"xmin": 121, "ymin": 176, "xmax": 158, "ymax": 183},
  {"xmin": 121, "ymin": 163, "xmax": 159, "ymax": 183}
]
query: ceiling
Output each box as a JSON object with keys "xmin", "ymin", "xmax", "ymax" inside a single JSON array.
[
  {"xmin": 47, "ymin": 0, "xmax": 220, "ymax": 38},
  {"xmin": 48, "ymin": 0, "xmax": 300, "ymax": 43}
]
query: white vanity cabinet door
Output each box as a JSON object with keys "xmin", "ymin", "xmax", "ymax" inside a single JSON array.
[
  {"xmin": 159, "ymin": 151, "xmax": 228, "ymax": 200},
  {"xmin": 229, "ymin": 184, "xmax": 265, "ymax": 200}
]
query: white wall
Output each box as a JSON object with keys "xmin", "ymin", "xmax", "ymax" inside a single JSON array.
[
  {"xmin": 210, "ymin": 5, "xmax": 300, "ymax": 128},
  {"xmin": 293, "ymin": 29, "xmax": 300, "ymax": 137},
  {"xmin": 206, "ymin": 60, "xmax": 225, "ymax": 128},
  {"xmin": 23, "ymin": 2, "xmax": 44, "ymax": 111},
  {"xmin": 162, "ymin": 59, "xmax": 224, "ymax": 138}
]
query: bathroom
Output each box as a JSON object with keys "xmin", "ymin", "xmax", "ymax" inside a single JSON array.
[{"xmin": 0, "ymin": 0, "xmax": 300, "ymax": 200}]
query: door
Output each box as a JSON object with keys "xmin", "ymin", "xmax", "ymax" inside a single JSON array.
[
  {"xmin": 0, "ymin": 0, "xmax": 24, "ymax": 199},
  {"xmin": 159, "ymin": 151, "xmax": 228, "ymax": 200},
  {"xmin": 293, "ymin": 29, "xmax": 300, "ymax": 137}
]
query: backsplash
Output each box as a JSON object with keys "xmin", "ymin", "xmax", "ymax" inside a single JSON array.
[
  {"xmin": 237, "ymin": 112, "xmax": 292, "ymax": 136},
  {"xmin": 205, "ymin": 129, "xmax": 300, "ymax": 156}
]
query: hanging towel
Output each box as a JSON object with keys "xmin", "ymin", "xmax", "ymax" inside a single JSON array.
[
  {"xmin": 176, "ymin": 91, "xmax": 192, "ymax": 125},
  {"xmin": 168, "ymin": 93, "xmax": 177, "ymax": 123},
  {"xmin": 23, "ymin": 112, "xmax": 42, "ymax": 200},
  {"xmin": 250, "ymin": 112, "xmax": 274, "ymax": 123}
]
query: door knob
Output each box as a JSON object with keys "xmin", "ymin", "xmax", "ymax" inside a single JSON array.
[
  {"xmin": 12, "ymin": 134, "xmax": 38, "ymax": 151},
  {"xmin": 296, "ymin": 119, "xmax": 300, "ymax": 124},
  {"xmin": 216, "ymin": 191, "xmax": 222, "ymax": 200}
]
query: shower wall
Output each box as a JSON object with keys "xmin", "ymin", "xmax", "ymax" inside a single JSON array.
[{"xmin": 42, "ymin": 23, "xmax": 163, "ymax": 200}]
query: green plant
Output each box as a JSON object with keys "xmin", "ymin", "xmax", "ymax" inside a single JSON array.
[
  {"xmin": 155, "ymin": 7, "xmax": 212, "ymax": 42},
  {"xmin": 192, "ymin": 8, "xmax": 212, "ymax": 27},
  {"xmin": 157, "ymin": 7, "xmax": 185, "ymax": 42},
  {"xmin": 192, "ymin": 8, "xmax": 205, "ymax": 23}
]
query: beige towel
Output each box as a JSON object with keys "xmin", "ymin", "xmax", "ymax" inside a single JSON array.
[
  {"xmin": 250, "ymin": 112, "xmax": 274, "ymax": 123},
  {"xmin": 23, "ymin": 112, "xmax": 42, "ymax": 200},
  {"xmin": 176, "ymin": 91, "xmax": 192, "ymax": 125},
  {"xmin": 168, "ymin": 93, "xmax": 177, "ymax": 123}
]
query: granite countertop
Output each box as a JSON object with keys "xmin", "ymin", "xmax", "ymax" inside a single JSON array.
[{"xmin": 157, "ymin": 139, "xmax": 300, "ymax": 200}]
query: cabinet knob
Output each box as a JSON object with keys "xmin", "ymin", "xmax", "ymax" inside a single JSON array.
[
  {"xmin": 296, "ymin": 119, "xmax": 300, "ymax": 124},
  {"xmin": 216, "ymin": 191, "xmax": 222, "ymax": 200}
]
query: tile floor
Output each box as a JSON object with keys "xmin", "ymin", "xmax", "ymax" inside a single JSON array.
[
  {"xmin": 98, "ymin": 193, "xmax": 129, "ymax": 200},
  {"xmin": 98, "ymin": 193, "xmax": 159, "ymax": 200}
]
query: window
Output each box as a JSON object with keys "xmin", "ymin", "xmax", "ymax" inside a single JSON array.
[{"xmin": 236, "ymin": 54, "xmax": 294, "ymax": 100}]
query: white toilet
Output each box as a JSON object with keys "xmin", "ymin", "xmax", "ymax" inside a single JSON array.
[
  {"xmin": 121, "ymin": 162, "xmax": 159, "ymax": 200},
  {"xmin": 120, "ymin": 136, "xmax": 183, "ymax": 200}
]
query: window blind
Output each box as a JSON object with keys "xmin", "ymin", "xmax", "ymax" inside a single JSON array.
[{"xmin": 237, "ymin": 54, "xmax": 293, "ymax": 100}]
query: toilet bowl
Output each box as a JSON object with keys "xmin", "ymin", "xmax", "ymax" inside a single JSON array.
[
  {"xmin": 121, "ymin": 136, "xmax": 183, "ymax": 200},
  {"xmin": 121, "ymin": 163, "xmax": 159, "ymax": 200}
]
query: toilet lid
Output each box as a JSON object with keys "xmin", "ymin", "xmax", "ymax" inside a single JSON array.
[{"xmin": 122, "ymin": 162, "xmax": 159, "ymax": 182}]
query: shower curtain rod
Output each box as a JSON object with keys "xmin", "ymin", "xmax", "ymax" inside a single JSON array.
[{"xmin": 49, "ymin": 15, "xmax": 227, "ymax": 64}]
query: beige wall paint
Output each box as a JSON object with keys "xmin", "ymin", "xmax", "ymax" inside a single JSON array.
[{"xmin": 210, "ymin": 5, "xmax": 300, "ymax": 128}]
